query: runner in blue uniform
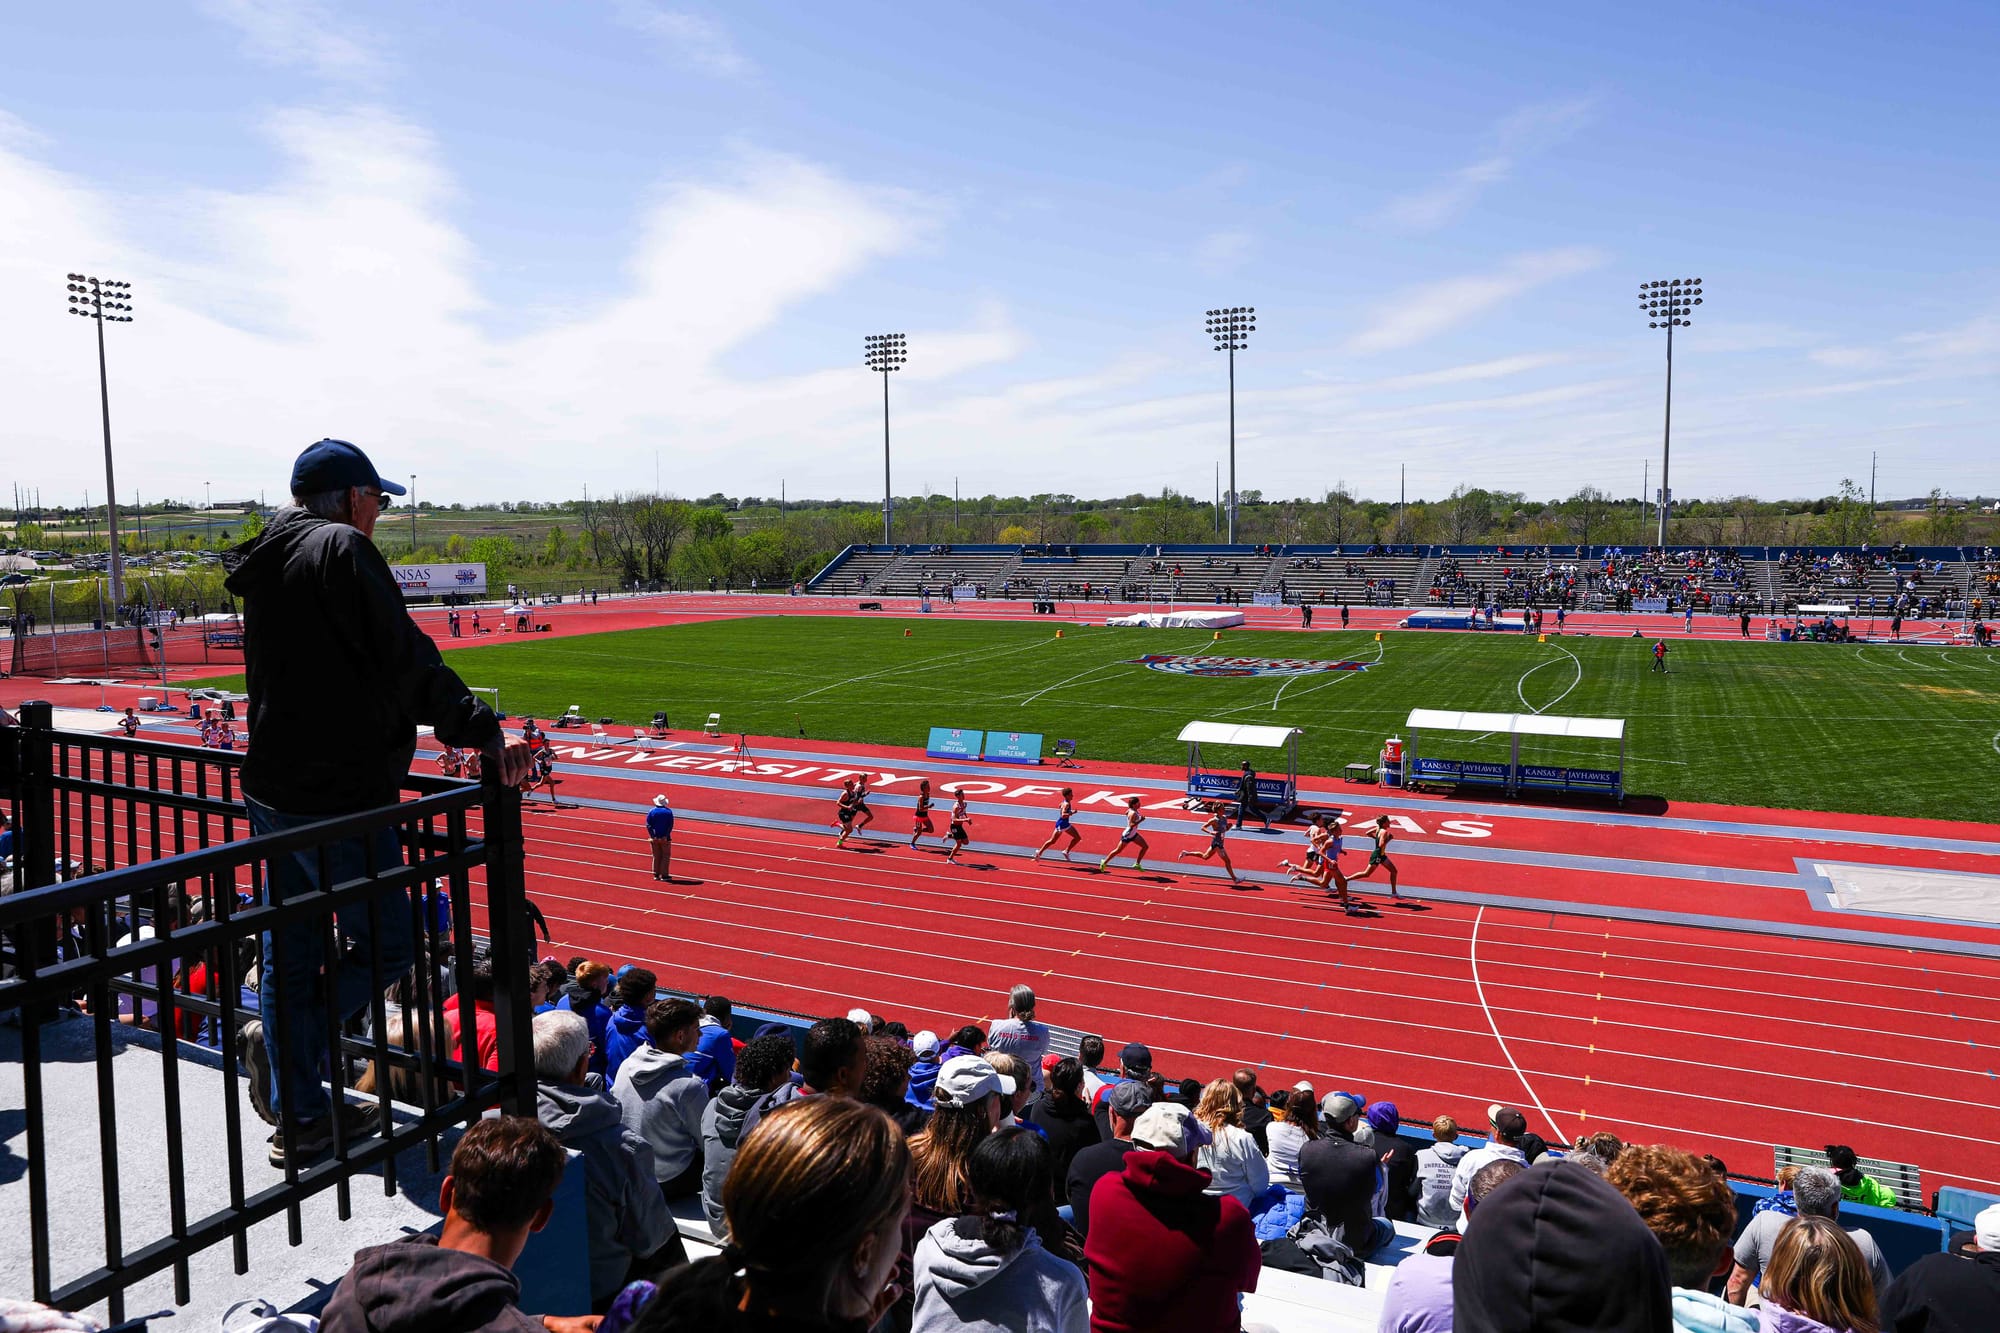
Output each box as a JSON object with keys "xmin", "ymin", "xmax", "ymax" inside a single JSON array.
[{"xmin": 1033, "ymin": 788, "xmax": 1083, "ymax": 861}]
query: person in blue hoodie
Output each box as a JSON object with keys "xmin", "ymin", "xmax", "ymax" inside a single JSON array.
[
  {"xmin": 602, "ymin": 967, "xmax": 657, "ymax": 1085},
  {"xmin": 906, "ymin": 1029, "xmax": 944, "ymax": 1112},
  {"xmin": 686, "ymin": 995, "xmax": 736, "ymax": 1094}
]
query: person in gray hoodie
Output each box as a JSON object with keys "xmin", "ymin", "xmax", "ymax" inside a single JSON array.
[
  {"xmin": 532, "ymin": 1010, "xmax": 680, "ymax": 1310},
  {"xmin": 1416, "ymin": 1114, "xmax": 1471, "ymax": 1228},
  {"xmin": 323, "ymin": 1116, "xmax": 595, "ymax": 1333},
  {"xmin": 613, "ymin": 998, "xmax": 710, "ymax": 1200},
  {"xmin": 700, "ymin": 1033, "xmax": 797, "ymax": 1239},
  {"xmin": 912, "ymin": 1126, "xmax": 1087, "ymax": 1333}
]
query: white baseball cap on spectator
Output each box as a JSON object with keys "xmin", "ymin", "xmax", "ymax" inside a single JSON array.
[
  {"xmin": 1977, "ymin": 1202, "xmax": 2000, "ymax": 1251},
  {"xmin": 846, "ymin": 1007, "xmax": 872, "ymax": 1027},
  {"xmin": 932, "ymin": 1054, "xmax": 1014, "ymax": 1108},
  {"xmin": 1131, "ymin": 1103, "xmax": 1213, "ymax": 1159},
  {"xmin": 912, "ymin": 1029, "xmax": 940, "ymax": 1057}
]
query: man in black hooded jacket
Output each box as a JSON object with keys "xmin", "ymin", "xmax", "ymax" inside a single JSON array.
[{"xmin": 224, "ymin": 439, "xmax": 529, "ymax": 1168}]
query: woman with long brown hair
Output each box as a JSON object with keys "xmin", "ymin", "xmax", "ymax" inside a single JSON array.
[
  {"xmin": 1262, "ymin": 1082, "xmax": 1320, "ymax": 1187},
  {"xmin": 629, "ymin": 1097, "xmax": 910, "ymax": 1332},
  {"xmin": 1759, "ymin": 1215, "xmax": 1880, "ymax": 1333},
  {"xmin": 1194, "ymin": 1078, "xmax": 1269, "ymax": 1210}
]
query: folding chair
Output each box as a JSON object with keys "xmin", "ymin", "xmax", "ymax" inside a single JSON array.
[
  {"xmin": 703, "ymin": 712, "xmax": 722, "ymax": 737},
  {"xmin": 1053, "ymin": 738, "xmax": 1079, "ymax": 767}
]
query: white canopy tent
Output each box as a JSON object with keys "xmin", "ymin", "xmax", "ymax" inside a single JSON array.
[
  {"xmin": 1402, "ymin": 708, "xmax": 1626, "ymax": 802},
  {"xmin": 1795, "ymin": 604, "xmax": 1853, "ymax": 616},
  {"xmin": 1177, "ymin": 721, "xmax": 1304, "ymax": 817}
]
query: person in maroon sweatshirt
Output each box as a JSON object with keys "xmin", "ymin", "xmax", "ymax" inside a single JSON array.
[{"xmin": 1083, "ymin": 1102, "xmax": 1262, "ymax": 1333}]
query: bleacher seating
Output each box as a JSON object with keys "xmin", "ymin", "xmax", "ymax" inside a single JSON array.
[
  {"xmin": 1125, "ymin": 550, "xmax": 1276, "ymax": 604},
  {"xmin": 872, "ymin": 550, "xmax": 1021, "ymax": 597},
  {"xmin": 1002, "ymin": 551, "xmax": 1141, "ymax": 602},
  {"xmin": 1270, "ymin": 550, "xmax": 1427, "ymax": 607},
  {"xmin": 813, "ymin": 547, "xmax": 904, "ymax": 595}
]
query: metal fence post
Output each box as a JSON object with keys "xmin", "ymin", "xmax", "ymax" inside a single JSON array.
[{"xmin": 480, "ymin": 775, "xmax": 536, "ymax": 1116}]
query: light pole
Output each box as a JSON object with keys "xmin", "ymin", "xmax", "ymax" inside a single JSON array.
[
  {"xmin": 1206, "ymin": 306, "xmax": 1255, "ymax": 544},
  {"xmin": 66, "ymin": 274, "xmax": 133, "ymax": 606},
  {"xmin": 410, "ymin": 474, "xmax": 418, "ymax": 550},
  {"xmin": 864, "ymin": 333, "xmax": 906, "ymax": 545},
  {"xmin": 1640, "ymin": 278, "xmax": 1703, "ymax": 547}
]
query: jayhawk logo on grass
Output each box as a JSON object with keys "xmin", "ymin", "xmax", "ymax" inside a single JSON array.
[{"xmin": 1128, "ymin": 654, "xmax": 1372, "ymax": 678}]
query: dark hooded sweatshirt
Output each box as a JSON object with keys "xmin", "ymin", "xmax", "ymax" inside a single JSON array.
[
  {"xmin": 321, "ymin": 1235, "xmax": 542, "ymax": 1333},
  {"xmin": 223, "ymin": 507, "xmax": 498, "ymax": 814},
  {"xmin": 1453, "ymin": 1160, "xmax": 1672, "ymax": 1333}
]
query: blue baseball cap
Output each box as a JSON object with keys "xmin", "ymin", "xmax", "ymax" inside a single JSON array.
[{"xmin": 290, "ymin": 438, "xmax": 406, "ymax": 497}]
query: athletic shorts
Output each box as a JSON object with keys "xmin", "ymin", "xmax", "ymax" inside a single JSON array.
[
  {"xmin": 1368, "ymin": 850, "xmax": 1387, "ymax": 867},
  {"xmin": 1209, "ymin": 837, "xmax": 1225, "ymax": 853},
  {"xmin": 1055, "ymin": 817, "xmax": 1072, "ymax": 831},
  {"xmin": 1119, "ymin": 830, "xmax": 1139, "ymax": 845},
  {"xmin": 913, "ymin": 813, "xmax": 934, "ymax": 829},
  {"xmin": 949, "ymin": 823, "xmax": 968, "ymax": 843}
]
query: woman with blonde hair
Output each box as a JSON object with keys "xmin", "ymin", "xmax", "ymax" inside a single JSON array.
[
  {"xmin": 1194, "ymin": 1078, "xmax": 1270, "ymax": 1210},
  {"xmin": 629, "ymin": 1097, "xmax": 910, "ymax": 1332},
  {"xmin": 1759, "ymin": 1215, "xmax": 1880, "ymax": 1333}
]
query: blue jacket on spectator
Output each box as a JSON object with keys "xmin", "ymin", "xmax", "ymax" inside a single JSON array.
[
  {"xmin": 688, "ymin": 1015, "xmax": 736, "ymax": 1092},
  {"xmin": 907, "ymin": 1053, "xmax": 942, "ymax": 1110},
  {"xmin": 644, "ymin": 805, "xmax": 674, "ymax": 839},
  {"xmin": 560, "ymin": 987, "xmax": 612, "ymax": 1077},
  {"xmin": 603, "ymin": 1003, "xmax": 650, "ymax": 1083}
]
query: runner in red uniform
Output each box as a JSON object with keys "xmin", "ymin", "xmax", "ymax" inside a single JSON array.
[{"xmin": 909, "ymin": 778, "xmax": 937, "ymax": 848}]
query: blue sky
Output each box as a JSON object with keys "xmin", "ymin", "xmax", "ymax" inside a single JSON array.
[{"xmin": 3, "ymin": 0, "xmax": 1995, "ymax": 506}]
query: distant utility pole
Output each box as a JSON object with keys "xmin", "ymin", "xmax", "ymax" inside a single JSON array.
[
  {"xmin": 1399, "ymin": 464, "xmax": 1406, "ymax": 543},
  {"xmin": 410, "ymin": 474, "xmax": 418, "ymax": 549},
  {"xmin": 1205, "ymin": 307, "xmax": 1255, "ymax": 544},
  {"xmin": 65, "ymin": 273, "xmax": 134, "ymax": 605},
  {"xmin": 863, "ymin": 333, "xmax": 907, "ymax": 545},
  {"xmin": 1639, "ymin": 277, "xmax": 1705, "ymax": 546},
  {"xmin": 1870, "ymin": 451, "xmax": 1877, "ymax": 513},
  {"xmin": 953, "ymin": 477, "xmax": 960, "ymax": 538}
]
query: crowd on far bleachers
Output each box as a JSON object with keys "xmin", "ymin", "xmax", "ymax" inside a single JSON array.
[{"xmin": 275, "ymin": 950, "xmax": 2000, "ymax": 1333}]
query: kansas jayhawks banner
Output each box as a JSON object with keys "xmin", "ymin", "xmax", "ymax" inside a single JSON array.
[{"xmin": 1127, "ymin": 654, "xmax": 1371, "ymax": 678}]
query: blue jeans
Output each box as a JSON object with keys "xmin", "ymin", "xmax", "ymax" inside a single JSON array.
[{"xmin": 247, "ymin": 796, "xmax": 413, "ymax": 1123}]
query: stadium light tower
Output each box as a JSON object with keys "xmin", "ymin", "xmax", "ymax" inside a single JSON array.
[
  {"xmin": 864, "ymin": 333, "xmax": 906, "ymax": 545},
  {"xmin": 66, "ymin": 273, "xmax": 134, "ymax": 606},
  {"xmin": 1206, "ymin": 307, "xmax": 1255, "ymax": 544},
  {"xmin": 1640, "ymin": 277, "xmax": 1702, "ymax": 547}
]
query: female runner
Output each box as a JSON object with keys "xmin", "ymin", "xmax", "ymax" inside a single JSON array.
[
  {"xmin": 1097, "ymin": 796, "xmax": 1149, "ymax": 873},
  {"xmin": 1175, "ymin": 809, "xmax": 1239, "ymax": 883},
  {"xmin": 909, "ymin": 778, "xmax": 937, "ymax": 847},
  {"xmin": 1033, "ymin": 788, "xmax": 1083, "ymax": 861},
  {"xmin": 943, "ymin": 789, "xmax": 972, "ymax": 863}
]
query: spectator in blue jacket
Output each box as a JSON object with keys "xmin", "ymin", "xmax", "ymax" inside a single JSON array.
[
  {"xmin": 559, "ymin": 960, "xmax": 613, "ymax": 1077},
  {"xmin": 644, "ymin": 794, "xmax": 674, "ymax": 882},
  {"xmin": 907, "ymin": 1030, "xmax": 943, "ymax": 1111},
  {"xmin": 602, "ymin": 966, "xmax": 657, "ymax": 1084},
  {"xmin": 687, "ymin": 994, "xmax": 737, "ymax": 1093}
]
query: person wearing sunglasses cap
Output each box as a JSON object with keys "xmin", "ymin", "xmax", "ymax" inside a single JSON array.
[{"xmin": 224, "ymin": 438, "xmax": 533, "ymax": 1170}]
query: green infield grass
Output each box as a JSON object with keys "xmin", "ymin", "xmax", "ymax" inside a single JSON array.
[{"xmin": 198, "ymin": 617, "xmax": 2000, "ymax": 822}]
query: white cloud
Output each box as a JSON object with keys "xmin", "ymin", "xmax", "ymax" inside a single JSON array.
[
  {"xmin": 197, "ymin": 0, "xmax": 385, "ymax": 81},
  {"xmin": 1193, "ymin": 228, "xmax": 1255, "ymax": 275},
  {"xmin": 1374, "ymin": 351, "xmax": 1577, "ymax": 390},
  {"xmin": 1344, "ymin": 248, "xmax": 1606, "ymax": 354},
  {"xmin": 1379, "ymin": 98, "xmax": 1593, "ymax": 231},
  {"xmin": 612, "ymin": 1, "xmax": 751, "ymax": 78}
]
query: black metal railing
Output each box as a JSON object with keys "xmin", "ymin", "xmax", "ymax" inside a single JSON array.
[{"xmin": 1, "ymin": 701, "xmax": 537, "ymax": 1320}]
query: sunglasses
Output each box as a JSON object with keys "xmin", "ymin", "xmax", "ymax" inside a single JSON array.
[{"xmin": 360, "ymin": 488, "xmax": 394, "ymax": 508}]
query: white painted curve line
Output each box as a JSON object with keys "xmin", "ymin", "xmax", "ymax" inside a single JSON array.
[
  {"xmin": 1017, "ymin": 635, "xmax": 1210, "ymax": 707},
  {"xmin": 1471, "ymin": 903, "xmax": 1570, "ymax": 1145},
  {"xmin": 1261, "ymin": 638, "xmax": 1387, "ymax": 713},
  {"xmin": 1992, "ymin": 729, "xmax": 2000, "ymax": 758},
  {"xmin": 787, "ymin": 635, "xmax": 1053, "ymax": 703}
]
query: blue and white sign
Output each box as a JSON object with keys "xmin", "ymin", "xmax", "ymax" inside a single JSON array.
[
  {"xmin": 390, "ymin": 562, "xmax": 487, "ymax": 598},
  {"xmin": 1189, "ymin": 773, "xmax": 1290, "ymax": 803},
  {"xmin": 925, "ymin": 727, "xmax": 984, "ymax": 760},
  {"xmin": 985, "ymin": 731, "xmax": 1043, "ymax": 765}
]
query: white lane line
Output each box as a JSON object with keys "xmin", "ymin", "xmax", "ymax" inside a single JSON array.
[
  {"xmin": 787, "ymin": 635, "xmax": 1053, "ymax": 703},
  {"xmin": 1471, "ymin": 903, "xmax": 1570, "ymax": 1145},
  {"xmin": 1017, "ymin": 635, "xmax": 1212, "ymax": 707},
  {"xmin": 1256, "ymin": 638, "xmax": 1387, "ymax": 713}
]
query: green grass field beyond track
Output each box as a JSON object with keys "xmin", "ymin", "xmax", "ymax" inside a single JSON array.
[{"xmin": 208, "ymin": 617, "xmax": 2000, "ymax": 822}]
